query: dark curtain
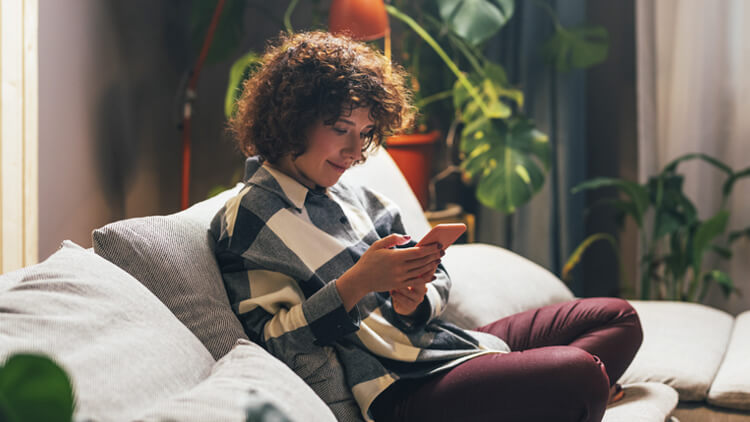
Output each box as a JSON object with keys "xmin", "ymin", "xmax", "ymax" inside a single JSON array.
[{"xmin": 477, "ymin": 0, "xmax": 587, "ymax": 296}]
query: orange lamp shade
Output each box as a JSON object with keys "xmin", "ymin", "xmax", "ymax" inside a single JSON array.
[{"xmin": 328, "ymin": 0, "xmax": 390, "ymax": 41}]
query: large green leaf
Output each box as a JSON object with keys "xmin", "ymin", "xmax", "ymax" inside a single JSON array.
[
  {"xmin": 663, "ymin": 153, "xmax": 733, "ymax": 176},
  {"xmin": 461, "ymin": 117, "xmax": 549, "ymax": 213},
  {"xmin": 190, "ymin": 0, "xmax": 246, "ymax": 65},
  {"xmin": 436, "ymin": 0, "xmax": 514, "ymax": 46},
  {"xmin": 571, "ymin": 178, "xmax": 649, "ymax": 227},
  {"xmin": 541, "ymin": 25, "xmax": 608, "ymax": 72},
  {"xmin": 225, "ymin": 51, "xmax": 263, "ymax": 118},
  {"xmin": 0, "ymin": 354, "xmax": 74, "ymax": 422},
  {"xmin": 562, "ymin": 233, "xmax": 618, "ymax": 282},
  {"xmin": 453, "ymin": 64, "xmax": 524, "ymax": 122},
  {"xmin": 692, "ymin": 210, "xmax": 730, "ymax": 271}
]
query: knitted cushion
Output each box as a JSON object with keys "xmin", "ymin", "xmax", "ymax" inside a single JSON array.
[
  {"xmin": 0, "ymin": 241, "xmax": 215, "ymax": 421},
  {"xmin": 92, "ymin": 184, "xmax": 247, "ymax": 360}
]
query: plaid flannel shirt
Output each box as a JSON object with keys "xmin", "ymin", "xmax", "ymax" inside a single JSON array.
[{"xmin": 211, "ymin": 156, "xmax": 509, "ymax": 421}]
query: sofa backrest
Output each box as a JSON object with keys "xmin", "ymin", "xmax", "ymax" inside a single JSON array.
[{"xmin": 341, "ymin": 147, "xmax": 432, "ymax": 239}]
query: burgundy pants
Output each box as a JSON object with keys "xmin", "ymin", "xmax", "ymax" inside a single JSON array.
[{"xmin": 371, "ymin": 298, "xmax": 643, "ymax": 422}]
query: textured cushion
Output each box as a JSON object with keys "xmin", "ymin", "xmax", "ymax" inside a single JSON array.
[
  {"xmin": 136, "ymin": 339, "xmax": 336, "ymax": 422},
  {"xmin": 92, "ymin": 184, "xmax": 247, "ymax": 360},
  {"xmin": 0, "ymin": 241, "xmax": 215, "ymax": 422},
  {"xmin": 439, "ymin": 243, "xmax": 575, "ymax": 329},
  {"xmin": 602, "ymin": 382, "xmax": 679, "ymax": 422},
  {"xmin": 619, "ymin": 300, "xmax": 734, "ymax": 401},
  {"xmin": 708, "ymin": 310, "xmax": 750, "ymax": 410}
]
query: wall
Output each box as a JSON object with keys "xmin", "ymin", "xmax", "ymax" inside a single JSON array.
[{"xmin": 37, "ymin": 0, "xmax": 277, "ymax": 260}]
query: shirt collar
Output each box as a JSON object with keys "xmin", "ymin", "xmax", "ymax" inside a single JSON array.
[{"xmin": 243, "ymin": 156, "xmax": 327, "ymax": 211}]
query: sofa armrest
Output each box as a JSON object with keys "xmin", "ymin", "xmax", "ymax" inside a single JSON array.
[{"xmin": 439, "ymin": 243, "xmax": 575, "ymax": 329}]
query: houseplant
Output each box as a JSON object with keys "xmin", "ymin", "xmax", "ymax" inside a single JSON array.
[
  {"xmin": 193, "ymin": 0, "xmax": 608, "ymax": 212},
  {"xmin": 562, "ymin": 153, "xmax": 750, "ymax": 302},
  {"xmin": 384, "ymin": 0, "xmax": 608, "ymax": 213}
]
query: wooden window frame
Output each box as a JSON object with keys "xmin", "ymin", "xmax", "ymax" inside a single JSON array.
[{"xmin": 1, "ymin": 0, "xmax": 38, "ymax": 273}]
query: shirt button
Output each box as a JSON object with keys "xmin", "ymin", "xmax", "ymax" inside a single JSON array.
[{"xmin": 339, "ymin": 216, "xmax": 347, "ymax": 224}]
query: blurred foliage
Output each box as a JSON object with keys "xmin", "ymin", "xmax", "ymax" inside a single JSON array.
[{"xmin": 564, "ymin": 153, "xmax": 750, "ymax": 302}]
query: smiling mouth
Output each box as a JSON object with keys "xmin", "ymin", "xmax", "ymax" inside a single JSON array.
[{"xmin": 327, "ymin": 161, "xmax": 348, "ymax": 172}]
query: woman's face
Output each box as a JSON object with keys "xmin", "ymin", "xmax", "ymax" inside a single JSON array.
[{"xmin": 276, "ymin": 107, "xmax": 375, "ymax": 189}]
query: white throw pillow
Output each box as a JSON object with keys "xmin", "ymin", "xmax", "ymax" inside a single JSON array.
[
  {"xmin": 708, "ymin": 310, "xmax": 750, "ymax": 410},
  {"xmin": 440, "ymin": 243, "xmax": 575, "ymax": 329},
  {"xmin": 619, "ymin": 300, "xmax": 734, "ymax": 401},
  {"xmin": 135, "ymin": 339, "xmax": 337, "ymax": 422},
  {"xmin": 602, "ymin": 382, "xmax": 679, "ymax": 422},
  {"xmin": 0, "ymin": 241, "xmax": 215, "ymax": 422}
]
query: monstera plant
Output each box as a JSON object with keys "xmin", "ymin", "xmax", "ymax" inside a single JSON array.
[
  {"xmin": 386, "ymin": 0, "xmax": 608, "ymax": 213},
  {"xmin": 192, "ymin": 0, "xmax": 608, "ymax": 212}
]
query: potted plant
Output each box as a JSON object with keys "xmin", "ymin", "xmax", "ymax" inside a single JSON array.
[
  {"xmin": 562, "ymin": 153, "xmax": 750, "ymax": 302},
  {"xmin": 192, "ymin": 0, "xmax": 608, "ymax": 212},
  {"xmin": 384, "ymin": 0, "xmax": 609, "ymax": 213}
]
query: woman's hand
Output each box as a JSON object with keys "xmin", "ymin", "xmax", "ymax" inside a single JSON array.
[
  {"xmin": 391, "ymin": 283, "xmax": 429, "ymax": 316},
  {"xmin": 336, "ymin": 234, "xmax": 442, "ymax": 311}
]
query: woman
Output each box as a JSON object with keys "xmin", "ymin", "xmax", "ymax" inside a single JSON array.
[{"xmin": 211, "ymin": 31, "xmax": 642, "ymax": 422}]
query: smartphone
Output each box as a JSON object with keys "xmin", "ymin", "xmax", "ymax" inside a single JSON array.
[{"xmin": 415, "ymin": 223, "xmax": 467, "ymax": 249}]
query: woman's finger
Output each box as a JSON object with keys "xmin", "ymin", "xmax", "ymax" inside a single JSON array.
[
  {"xmin": 391, "ymin": 289, "xmax": 418, "ymax": 305},
  {"xmin": 404, "ymin": 260, "xmax": 440, "ymax": 277},
  {"xmin": 404, "ymin": 249, "xmax": 442, "ymax": 265}
]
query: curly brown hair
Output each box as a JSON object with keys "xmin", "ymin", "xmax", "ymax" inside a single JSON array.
[{"xmin": 229, "ymin": 31, "xmax": 416, "ymax": 163}]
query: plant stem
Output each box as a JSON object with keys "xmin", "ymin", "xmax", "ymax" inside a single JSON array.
[
  {"xmin": 422, "ymin": 13, "xmax": 487, "ymax": 78},
  {"xmin": 448, "ymin": 33, "xmax": 486, "ymax": 77},
  {"xmin": 284, "ymin": 0, "xmax": 300, "ymax": 33},
  {"xmin": 386, "ymin": 5, "xmax": 493, "ymax": 118},
  {"xmin": 415, "ymin": 90, "xmax": 454, "ymax": 108}
]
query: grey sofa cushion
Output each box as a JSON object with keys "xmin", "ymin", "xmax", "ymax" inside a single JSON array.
[
  {"xmin": 619, "ymin": 300, "xmax": 734, "ymax": 401},
  {"xmin": 136, "ymin": 339, "xmax": 337, "ymax": 422},
  {"xmin": 0, "ymin": 241, "xmax": 215, "ymax": 422},
  {"xmin": 440, "ymin": 243, "xmax": 575, "ymax": 329},
  {"xmin": 708, "ymin": 310, "xmax": 750, "ymax": 410},
  {"xmin": 92, "ymin": 184, "xmax": 248, "ymax": 360}
]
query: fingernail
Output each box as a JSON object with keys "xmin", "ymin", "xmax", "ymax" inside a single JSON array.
[
  {"xmin": 404, "ymin": 235, "xmax": 411, "ymax": 240},
  {"xmin": 431, "ymin": 276, "xmax": 437, "ymax": 281}
]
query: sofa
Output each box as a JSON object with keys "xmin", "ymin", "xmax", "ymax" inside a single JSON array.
[{"xmin": 1, "ymin": 148, "xmax": 748, "ymax": 422}]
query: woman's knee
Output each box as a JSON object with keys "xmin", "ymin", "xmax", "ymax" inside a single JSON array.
[
  {"xmin": 550, "ymin": 347, "xmax": 610, "ymax": 419},
  {"xmin": 606, "ymin": 298, "xmax": 644, "ymax": 347}
]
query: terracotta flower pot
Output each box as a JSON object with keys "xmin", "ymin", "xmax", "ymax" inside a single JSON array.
[{"xmin": 385, "ymin": 130, "xmax": 440, "ymax": 210}]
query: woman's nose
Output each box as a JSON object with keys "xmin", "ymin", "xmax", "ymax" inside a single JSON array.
[{"xmin": 344, "ymin": 136, "xmax": 363, "ymax": 160}]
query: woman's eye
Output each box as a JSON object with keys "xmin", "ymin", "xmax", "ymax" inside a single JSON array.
[{"xmin": 333, "ymin": 127, "xmax": 347, "ymax": 134}]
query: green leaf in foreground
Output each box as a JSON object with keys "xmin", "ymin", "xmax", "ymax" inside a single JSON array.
[{"xmin": 0, "ymin": 354, "xmax": 74, "ymax": 422}]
